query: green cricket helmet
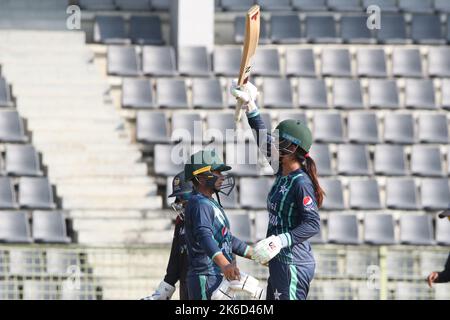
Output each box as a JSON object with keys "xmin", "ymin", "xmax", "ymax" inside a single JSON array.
[
  {"xmin": 273, "ymin": 119, "xmax": 313, "ymax": 155},
  {"xmin": 168, "ymin": 171, "xmax": 193, "ymax": 199}
]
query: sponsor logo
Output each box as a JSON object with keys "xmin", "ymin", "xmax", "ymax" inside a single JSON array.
[
  {"xmin": 221, "ymin": 226, "xmax": 228, "ymax": 237},
  {"xmin": 303, "ymin": 196, "xmax": 313, "ymax": 207}
]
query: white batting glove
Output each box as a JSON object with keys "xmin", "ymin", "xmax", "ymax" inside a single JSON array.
[
  {"xmin": 229, "ymin": 272, "xmax": 265, "ymax": 300},
  {"xmin": 251, "ymin": 234, "xmax": 289, "ymax": 265},
  {"xmin": 141, "ymin": 281, "xmax": 175, "ymax": 300},
  {"xmin": 230, "ymin": 79, "xmax": 259, "ymax": 114}
]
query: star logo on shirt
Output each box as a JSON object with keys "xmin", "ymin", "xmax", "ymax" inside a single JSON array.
[
  {"xmin": 274, "ymin": 289, "xmax": 282, "ymax": 300},
  {"xmin": 279, "ymin": 185, "xmax": 288, "ymax": 195}
]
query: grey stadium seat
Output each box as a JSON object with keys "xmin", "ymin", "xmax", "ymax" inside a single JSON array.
[
  {"xmin": 93, "ymin": 16, "xmax": 129, "ymax": 44},
  {"xmin": 298, "ymin": 78, "xmax": 327, "ymax": 109},
  {"xmin": 411, "ymin": 145, "xmax": 443, "ymax": 177},
  {"xmin": 305, "ymin": 16, "xmax": 340, "ymax": 43},
  {"xmin": 364, "ymin": 214, "xmax": 396, "ymax": 245},
  {"xmin": 252, "ymin": 48, "xmax": 280, "ymax": 77},
  {"xmin": 0, "ymin": 211, "xmax": 32, "ymax": 243},
  {"xmin": 399, "ymin": 215, "xmax": 434, "ymax": 245},
  {"xmin": 337, "ymin": 145, "xmax": 371, "ymax": 176},
  {"xmin": 374, "ymin": 145, "xmax": 407, "ymax": 176},
  {"xmin": 383, "ymin": 113, "xmax": 415, "ymax": 144},
  {"xmin": 5, "ymin": 144, "xmax": 42, "ymax": 177},
  {"xmin": 156, "ymin": 79, "xmax": 188, "ymax": 109},
  {"xmin": 257, "ymin": 0, "xmax": 291, "ymax": 11},
  {"xmin": 321, "ymin": 49, "xmax": 352, "ymax": 77},
  {"xmin": 227, "ymin": 212, "xmax": 251, "ymax": 243},
  {"xmin": 205, "ymin": 113, "xmax": 235, "ymax": 143},
  {"xmin": 376, "ymin": 14, "xmax": 407, "ymax": 44},
  {"xmin": 362, "ymin": 0, "xmax": 398, "ymax": 12},
  {"xmin": 404, "ymin": 79, "xmax": 436, "ymax": 109},
  {"xmin": 234, "ymin": 16, "xmax": 269, "ymax": 44},
  {"xmin": 239, "ymin": 177, "xmax": 273, "ymax": 209},
  {"xmin": 392, "ymin": 49, "xmax": 423, "ymax": 78},
  {"xmin": 327, "ymin": 214, "xmax": 359, "ymax": 245},
  {"xmin": 368, "ymin": 79, "xmax": 399, "ymax": 109},
  {"xmin": 347, "ymin": 112, "xmax": 379, "ymax": 144},
  {"xmin": 435, "ymin": 0, "xmax": 450, "ymax": 13},
  {"xmin": 341, "ymin": 16, "xmax": 374, "ymax": 44},
  {"xmin": 142, "ymin": 46, "xmax": 177, "ymax": 76},
  {"xmin": 171, "ymin": 113, "xmax": 203, "ymax": 143},
  {"xmin": 221, "ymin": 0, "xmax": 254, "ymax": 11},
  {"xmin": 320, "ymin": 178, "xmax": 345, "ymax": 210},
  {"xmin": 151, "ymin": 0, "xmax": 170, "ymax": 11},
  {"xmin": 178, "ymin": 46, "xmax": 211, "ymax": 77},
  {"xmin": 136, "ymin": 111, "xmax": 169, "ymax": 144},
  {"xmin": 411, "ymin": 15, "xmax": 445, "ymax": 45},
  {"xmin": 327, "ymin": 0, "xmax": 361, "ymax": 11},
  {"xmin": 153, "ymin": 144, "xmax": 184, "ymax": 176},
  {"xmin": 313, "ymin": 113, "xmax": 345, "ymax": 143},
  {"xmin": 428, "ymin": 48, "xmax": 450, "ymax": 77},
  {"xmin": 115, "ymin": 0, "xmax": 151, "ymax": 10},
  {"xmin": 220, "ymin": 188, "xmax": 239, "ymax": 209},
  {"xmin": 192, "ymin": 78, "xmax": 224, "ymax": 109},
  {"xmin": 448, "ymin": 147, "xmax": 450, "ymax": 175},
  {"xmin": 0, "ymin": 77, "xmax": 13, "ymax": 108},
  {"xmin": 129, "ymin": 16, "xmax": 164, "ymax": 45},
  {"xmin": 333, "ymin": 79, "xmax": 364, "ymax": 109},
  {"xmin": 32, "ymin": 211, "xmax": 70, "ymax": 243},
  {"xmin": 122, "ymin": 78, "xmax": 155, "ymax": 109},
  {"xmin": 213, "ymin": 47, "xmax": 241, "ymax": 76},
  {"xmin": 418, "ymin": 114, "xmax": 449, "ymax": 143},
  {"xmin": 285, "ymin": 48, "xmax": 316, "ymax": 77},
  {"xmin": 225, "ymin": 143, "xmax": 259, "ymax": 176},
  {"xmin": 0, "ymin": 177, "xmax": 17, "ymax": 209},
  {"xmin": 349, "ymin": 179, "xmax": 382, "ymax": 209},
  {"xmin": 436, "ymin": 217, "xmax": 450, "ymax": 245},
  {"xmin": 441, "ymin": 79, "xmax": 450, "ymax": 109},
  {"xmin": 308, "ymin": 144, "xmax": 333, "ymax": 176},
  {"xmin": 421, "ymin": 178, "xmax": 450, "ymax": 210},
  {"xmin": 19, "ymin": 177, "xmax": 56, "ymax": 210},
  {"xmin": 0, "ymin": 111, "xmax": 27, "ymax": 143},
  {"xmin": 107, "ymin": 46, "xmax": 139, "ymax": 76},
  {"xmin": 23, "ymin": 280, "xmax": 59, "ymax": 300},
  {"xmin": 356, "ymin": 49, "xmax": 387, "ymax": 77},
  {"xmin": 262, "ymin": 78, "xmax": 293, "ymax": 108},
  {"xmin": 386, "ymin": 178, "xmax": 420, "ymax": 210},
  {"xmin": 277, "ymin": 111, "xmax": 307, "ymax": 125},
  {"xmin": 79, "ymin": 0, "xmax": 115, "ymax": 10},
  {"xmin": 270, "ymin": 14, "xmax": 301, "ymax": 44},
  {"xmin": 292, "ymin": 0, "xmax": 327, "ymax": 11},
  {"xmin": 398, "ymin": 0, "xmax": 433, "ymax": 14}
]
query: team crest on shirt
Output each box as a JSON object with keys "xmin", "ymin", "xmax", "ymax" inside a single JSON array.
[
  {"xmin": 279, "ymin": 185, "xmax": 288, "ymax": 194},
  {"xmin": 303, "ymin": 195, "xmax": 313, "ymax": 209}
]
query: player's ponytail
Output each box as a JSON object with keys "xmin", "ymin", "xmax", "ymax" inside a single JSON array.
[{"xmin": 296, "ymin": 149, "xmax": 325, "ymax": 208}]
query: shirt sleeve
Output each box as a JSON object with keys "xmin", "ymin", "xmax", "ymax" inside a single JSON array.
[
  {"xmin": 231, "ymin": 235, "xmax": 249, "ymax": 257},
  {"xmin": 436, "ymin": 253, "xmax": 450, "ymax": 283},
  {"xmin": 191, "ymin": 201, "xmax": 223, "ymax": 260},
  {"xmin": 281, "ymin": 180, "xmax": 321, "ymax": 247},
  {"xmin": 246, "ymin": 110, "xmax": 275, "ymax": 169},
  {"xmin": 163, "ymin": 221, "xmax": 181, "ymax": 286}
]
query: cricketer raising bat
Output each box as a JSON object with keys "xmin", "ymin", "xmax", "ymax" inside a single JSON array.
[{"xmin": 235, "ymin": 5, "xmax": 260, "ymax": 126}]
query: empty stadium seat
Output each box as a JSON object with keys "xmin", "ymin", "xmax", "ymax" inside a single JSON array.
[
  {"xmin": 23, "ymin": 280, "xmax": 59, "ymax": 300},
  {"xmin": 0, "ymin": 211, "xmax": 32, "ymax": 243},
  {"xmin": 376, "ymin": 14, "xmax": 407, "ymax": 44},
  {"xmin": 213, "ymin": 47, "xmax": 241, "ymax": 76},
  {"xmin": 356, "ymin": 49, "xmax": 387, "ymax": 77},
  {"xmin": 363, "ymin": 0, "xmax": 398, "ymax": 12},
  {"xmin": 107, "ymin": 46, "xmax": 140, "ymax": 76},
  {"xmin": 332, "ymin": 79, "xmax": 363, "ymax": 109},
  {"xmin": 327, "ymin": 214, "xmax": 359, "ymax": 245},
  {"xmin": 392, "ymin": 48, "xmax": 423, "ymax": 78},
  {"xmin": 305, "ymin": 16, "xmax": 340, "ymax": 43},
  {"xmin": 239, "ymin": 177, "xmax": 273, "ymax": 209},
  {"xmin": 225, "ymin": 143, "xmax": 259, "ymax": 176},
  {"xmin": 142, "ymin": 46, "xmax": 177, "ymax": 76},
  {"xmin": 418, "ymin": 114, "xmax": 449, "ymax": 143},
  {"xmin": 115, "ymin": 0, "xmax": 151, "ymax": 10},
  {"xmin": 308, "ymin": 144, "xmax": 333, "ymax": 176},
  {"xmin": 0, "ymin": 111, "xmax": 27, "ymax": 143},
  {"xmin": 221, "ymin": 0, "xmax": 254, "ymax": 11},
  {"xmin": 227, "ymin": 212, "xmax": 251, "ymax": 243},
  {"xmin": 18, "ymin": 177, "xmax": 56, "ymax": 210},
  {"xmin": 347, "ymin": 112, "xmax": 379, "ymax": 144},
  {"xmin": 398, "ymin": 0, "xmax": 434, "ymax": 13},
  {"xmin": 421, "ymin": 178, "xmax": 450, "ymax": 210},
  {"xmin": 178, "ymin": 46, "xmax": 211, "ymax": 77},
  {"xmin": 257, "ymin": 0, "xmax": 291, "ymax": 11},
  {"xmin": 220, "ymin": 188, "xmax": 239, "ymax": 209},
  {"xmin": 205, "ymin": 113, "xmax": 235, "ymax": 143},
  {"xmin": 386, "ymin": 178, "xmax": 420, "ymax": 210},
  {"xmin": 5, "ymin": 144, "xmax": 42, "ymax": 177},
  {"xmin": 411, "ymin": 14, "xmax": 445, "ymax": 44},
  {"xmin": 364, "ymin": 214, "xmax": 396, "ymax": 245},
  {"xmin": 313, "ymin": 113, "xmax": 345, "ymax": 143},
  {"xmin": 121, "ymin": 78, "xmax": 154, "ymax": 109},
  {"xmin": 136, "ymin": 111, "xmax": 169, "ymax": 144},
  {"xmin": 156, "ymin": 79, "xmax": 188, "ymax": 109},
  {"xmin": 341, "ymin": 16, "xmax": 374, "ymax": 44},
  {"xmin": 368, "ymin": 79, "xmax": 399, "ymax": 109},
  {"xmin": 234, "ymin": 16, "xmax": 269, "ymax": 44},
  {"xmin": 0, "ymin": 77, "xmax": 13, "ymax": 108},
  {"xmin": 32, "ymin": 211, "xmax": 70, "ymax": 243},
  {"xmin": 383, "ymin": 113, "xmax": 415, "ymax": 144},
  {"xmin": 399, "ymin": 215, "xmax": 434, "ymax": 245},
  {"xmin": 337, "ymin": 145, "xmax": 371, "ymax": 176},
  {"xmin": 151, "ymin": 0, "xmax": 170, "ymax": 11},
  {"xmin": 374, "ymin": 145, "xmax": 407, "ymax": 176},
  {"xmin": 435, "ymin": 0, "xmax": 450, "ymax": 13},
  {"xmin": 129, "ymin": 16, "xmax": 164, "ymax": 45},
  {"xmin": 328, "ymin": 0, "xmax": 361, "ymax": 11},
  {"xmin": 93, "ymin": 16, "xmax": 129, "ymax": 44},
  {"xmin": 349, "ymin": 179, "xmax": 382, "ymax": 209},
  {"xmin": 270, "ymin": 14, "xmax": 301, "ymax": 44},
  {"xmin": 262, "ymin": 78, "xmax": 293, "ymax": 108},
  {"xmin": 153, "ymin": 144, "xmax": 184, "ymax": 176},
  {"xmin": 46, "ymin": 250, "xmax": 80, "ymax": 276},
  {"xmin": 0, "ymin": 177, "xmax": 17, "ymax": 209},
  {"xmin": 292, "ymin": 0, "xmax": 327, "ymax": 11},
  {"xmin": 171, "ymin": 113, "xmax": 203, "ymax": 143},
  {"xmin": 411, "ymin": 145, "xmax": 443, "ymax": 177},
  {"xmin": 436, "ymin": 217, "xmax": 450, "ymax": 245},
  {"xmin": 320, "ymin": 178, "xmax": 345, "ymax": 210},
  {"xmin": 277, "ymin": 111, "xmax": 307, "ymax": 125},
  {"xmin": 79, "ymin": 0, "xmax": 115, "ymax": 10},
  {"xmin": 192, "ymin": 78, "xmax": 223, "ymax": 109},
  {"xmin": 298, "ymin": 78, "xmax": 328, "ymax": 109},
  {"xmin": 285, "ymin": 48, "xmax": 316, "ymax": 77},
  {"xmin": 428, "ymin": 48, "xmax": 450, "ymax": 77},
  {"xmin": 252, "ymin": 48, "xmax": 280, "ymax": 76},
  {"xmin": 405, "ymin": 79, "xmax": 436, "ymax": 109},
  {"xmin": 321, "ymin": 49, "xmax": 352, "ymax": 77}
]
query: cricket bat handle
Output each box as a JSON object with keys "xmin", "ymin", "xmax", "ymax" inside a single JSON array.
[{"xmin": 234, "ymin": 99, "xmax": 244, "ymax": 126}]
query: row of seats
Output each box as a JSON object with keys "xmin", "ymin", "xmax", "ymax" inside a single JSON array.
[
  {"xmin": 0, "ymin": 144, "xmax": 42, "ymax": 177},
  {"xmin": 138, "ymin": 112, "xmax": 449, "ymax": 145},
  {"xmin": 108, "ymin": 45, "xmax": 450, "ymax": 79},
  {"xmin": 0, "ymin": 177, "xmax": 56, "ymax": 210},
  {"xmin": 0, "ymin": 211, "xmax": 70, "ymax": 243},
  {"xmin": 235, "ymin": 14, "xmax": 450, "ymax": 45},
  {"xmin": 122, "ymin": 77, "xmax": 450, "ymax": 110},
  {"xmin": 77, "ymin": 0, "xmax": 168, "ymax": 11}
]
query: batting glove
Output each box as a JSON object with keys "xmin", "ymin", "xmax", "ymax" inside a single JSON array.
[
  {"xmin": 141, "ymin": 280, "xmax": 175, "ymax": 300},
  {"xmin": 230, "ymin": 79, "xmax": 259, "ymax": 114},
  {"xmin": 251, "ymin": 234, "xmax": 290, "ymax": 265}
]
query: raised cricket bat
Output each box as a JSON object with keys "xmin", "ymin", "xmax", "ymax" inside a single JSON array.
[{"xmin": 235, "ymin": 5, "xmax": 260, "ymax": 126}]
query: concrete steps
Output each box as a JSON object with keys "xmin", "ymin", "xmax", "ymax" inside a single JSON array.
[{"xmin": 76, "ymin": 229, "xmax": 173, "ymax": 245}]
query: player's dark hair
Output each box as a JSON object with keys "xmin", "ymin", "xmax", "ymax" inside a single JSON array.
[{"xmin": 295, "ymin": 148, "xmax": 325, "ymax": 208}]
